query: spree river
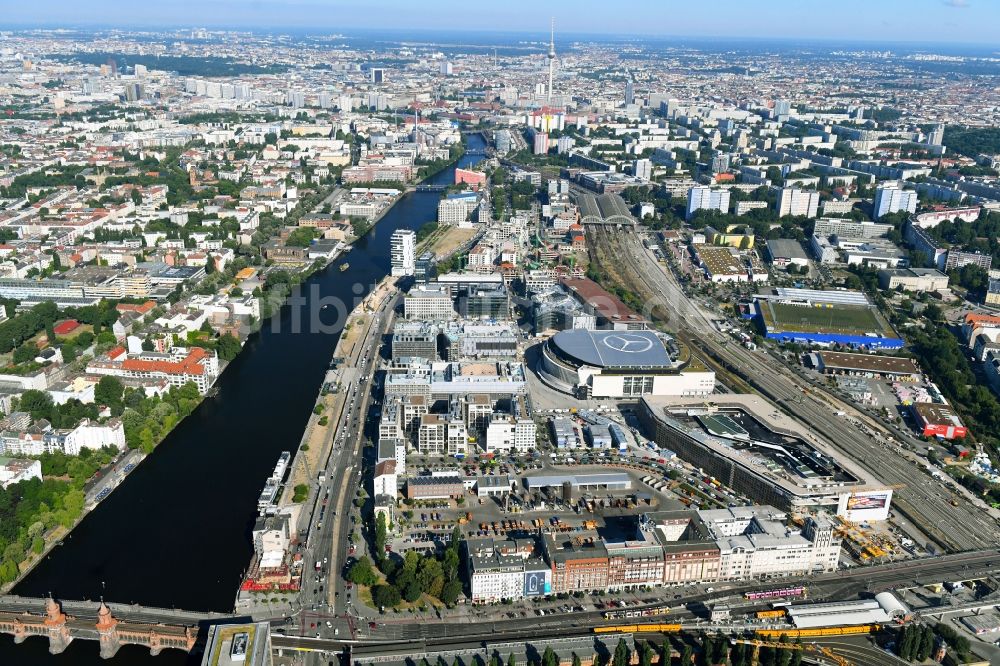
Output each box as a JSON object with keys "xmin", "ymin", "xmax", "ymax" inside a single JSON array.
[{"xmin": 0, "ymin": 134, "xmax": 486, "ymax": 665}]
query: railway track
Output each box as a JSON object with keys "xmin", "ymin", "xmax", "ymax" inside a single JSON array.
[{"xmin": 588, "ymin": 226, "xmax": 998, "ymax": 552}]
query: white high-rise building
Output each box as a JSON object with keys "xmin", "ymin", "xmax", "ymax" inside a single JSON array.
[
  {"xmin": 633, "ymin": 158, "xmax": 652, "ymax": 182},
  {"xmin": 686, "ymin": 187, "xmax": 731, "ymax": 220},
  {"xmin": 533, "ymin": 132, "xmax": 550, "ymax": 155},
  {"xmin": 927, "ymin": 123, "xmax": 945, "ymax": 147},
  {"xmin": 776, "ymin": 188, "xmax": 820, "ymax": 218},
  {"xmin": 625, "ymin": 78, "xmax": 635, "ymax": 106},
  {"xmin": 390, "ymin": 229, "xmax": 416, "ymax": 277},
  {"xmin": 873, "ymin": 184, "xmax": 918, "ymax": 219}
]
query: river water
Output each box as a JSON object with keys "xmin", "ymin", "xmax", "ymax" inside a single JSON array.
[{"xmin": 0, "ymin": 134, "xmax": 486, "ymax": 665}]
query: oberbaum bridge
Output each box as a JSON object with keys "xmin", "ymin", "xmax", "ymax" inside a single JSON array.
[{"xmin": 0, "ymin": 594, "xmax": 230, "ymax": 658}]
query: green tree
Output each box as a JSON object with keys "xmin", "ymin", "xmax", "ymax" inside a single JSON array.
[
  {"xmin": 613, "ymin": 638, "xmax": 630, "ymax": 666},
  {"xmin": 375, "ymin": 512, "xmax": 388, "ymax": 562},
  {"xmin": 507, "ymin": 654, "xmax": 516, "ymax": 666},
  {"xmin": 215, "ymin": 333, "xmax": 242, "ymax": 361},
  {"xmin": 403, "ymin": 580, "xmax": 422, "ymax": 603},
  {"xmin": 346, "ymin": 556, "xmax": 378, "ymax": 586},
  {"xmin": 542, "ymin": 647, "xmax": 558, "ymax": 666},
  {"xmin": 371, "ymin": 584, "xmax": 401, "ymax": 608},
  {"xmin": 916, "ymin": 625, "xmax": 934, "ymax": 662},
  {"xmin": 638, "ymin": 642, "xmax": 653, "ymax": 666},
  {"xmin": 94, "ymin": 376, "xmax": 125, "ymax": 413},
  {"xmin": 440, "ymin": 579, "xmax": 462, "ymax": 605},
  {"xmin": 898, "ymin": 625, "xmax": 914, "ymax": 661},
  {"xmin": 18, "ymin": 389, "xmax": 53, "ymax": 421}
]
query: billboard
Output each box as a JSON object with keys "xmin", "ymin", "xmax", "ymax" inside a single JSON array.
[
  {"xmin": 838, "ymin": 490, "xmax": 893, "ymax": 521},
  {"xmin": 847, "ymin": 493, "xmax": 889, "ymax": 511},
  {"xmin": 524, "ymin": 569, "xmax": 551, "ymax": 597}
]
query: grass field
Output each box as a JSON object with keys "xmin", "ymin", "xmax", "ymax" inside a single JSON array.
[{"xmin": 761, "ymin": 302, "xmax": 892, "ymax": 336}]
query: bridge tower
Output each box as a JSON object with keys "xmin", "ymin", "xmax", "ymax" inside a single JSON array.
[
  {"xmin": 43, "ymin": 596, "xmax": 72, "ymax": 654},
  {"xmin": 95, "ymin": 600, "xmax": 122, "ymax": 659}
]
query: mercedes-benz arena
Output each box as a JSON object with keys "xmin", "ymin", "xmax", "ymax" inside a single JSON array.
[{"xmin": 537, "ymin": 329, "xmax": 715, "ymax": 399}]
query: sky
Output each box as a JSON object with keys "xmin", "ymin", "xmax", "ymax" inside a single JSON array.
[{"xmin": 5, "ymin": 0, "xmax": 1000, "ymax": 46}]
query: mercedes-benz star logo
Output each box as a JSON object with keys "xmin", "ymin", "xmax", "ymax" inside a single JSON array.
[{"xmin": 602, "ymin": 334, "xmax": 654, "ymax": 353}]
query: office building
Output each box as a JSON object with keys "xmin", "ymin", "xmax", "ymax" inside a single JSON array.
[
  {"xmin": 404, "ymin": 284, "xmax": 455, "ymax": 319},
  {"xmin": 390, "ymin": 229, "xmax": 416, "ymax": 277},
  {"xmin": 370, "ymin": 68, "xmax": 384, "ymax": 84}
]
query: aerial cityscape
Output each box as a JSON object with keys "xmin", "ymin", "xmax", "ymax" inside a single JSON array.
[{"xmin": 1, "ymin": 2, "xmax": 1000, "ymax": 665}]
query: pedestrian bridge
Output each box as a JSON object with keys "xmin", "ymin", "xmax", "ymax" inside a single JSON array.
[{"xmin": 0, "ymin": 595, "xmax": 235, "ymax": 659}]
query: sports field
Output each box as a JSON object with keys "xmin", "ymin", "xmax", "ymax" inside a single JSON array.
[{"xmin": 761, "ymin": 301, "xmax": 893, "ymax": 336}]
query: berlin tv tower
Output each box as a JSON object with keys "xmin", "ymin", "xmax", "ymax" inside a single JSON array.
[{"xmin": 547, "ymin": 17, "xmax": 556, "ymax": 104}]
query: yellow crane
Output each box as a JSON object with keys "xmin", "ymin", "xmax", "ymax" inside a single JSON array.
[{"xmin": 730, "ymin": 638, "xmax": 852, "ymax": 666}]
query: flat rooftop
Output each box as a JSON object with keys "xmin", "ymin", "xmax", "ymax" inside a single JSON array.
[
  {"xmin": 693, "ymin": 244, "xmax": 744, "ymax": 276},
  {"xmin": 816, "ymin": 351, "xmax": 920, "ymax": 375},
  {"xmin": 524, "ymin": 473, "xmax": 631, "ymax": 490},
  {"xmin": 641, "ymin": 395, "xmax": 883, "ymax": 498},
  {"xmin": 200, "ymin": 623, "xmax": 271, "ymax": 666}
]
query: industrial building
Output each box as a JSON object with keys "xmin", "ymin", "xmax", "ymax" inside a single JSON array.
[
  {"xmin": 911, "ymin": 402, "xmax": 967, "ymax": 439},
  {"xmin": 558, "ymin": 277, "xmax": 649, "ymax": 330},
  {"xmin": 523, "ymin": 473, "xmax": 632, "ymax": 494},
  {"xmin": 811, "ymin": 350, "xmax": 921, "ymax": 381},
  {"xmin": 690, "ymin": 245, "xmax": 748, "ymax": 283},
  {"xmin": 406, "ymin": 474, "xmax": 465, "ymax": 499},
  {"xmin": 766, "ymin": 239, "xmax": 810, "ymax": 269}
]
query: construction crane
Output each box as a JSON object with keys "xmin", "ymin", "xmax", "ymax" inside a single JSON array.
[{"xmin": 730, "ymin": 638, "xmax": 852, "ymax": 666}]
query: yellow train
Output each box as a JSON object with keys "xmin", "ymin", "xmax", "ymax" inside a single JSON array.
[
  {"xmin": 594, "ymin": 624, "xmax": 683, "ymax": 635},
  {"xmin": 756, "ymin": 625, "xmax": 880, "ymax": 639},
  {"xmin": 755, "ymin": 609, "xmax": 787, "ymax": 619}
]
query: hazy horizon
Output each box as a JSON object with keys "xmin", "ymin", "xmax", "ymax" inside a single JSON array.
[{"xmin": 5, "ymin": 0, "xmax": 1000, "ymax": 46}]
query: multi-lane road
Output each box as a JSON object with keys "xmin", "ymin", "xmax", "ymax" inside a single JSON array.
[
  {"xmin": 589, "ymin": 225, "xmax": 1000, "ymax": 553},
  {"xmin": 270, "ymin": 548, "xmax": 1000, "ymax": 658},
  {"xmin": 289, "ymin": 285, "xmax": 400, "ymax": 643}
]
